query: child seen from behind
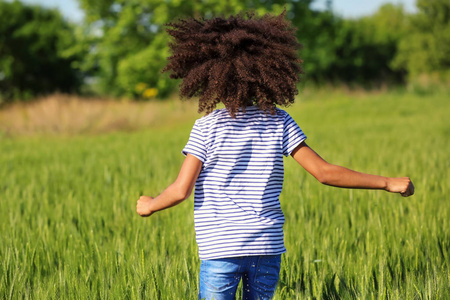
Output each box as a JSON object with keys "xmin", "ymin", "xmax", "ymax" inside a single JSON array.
[{"xmin": 136, "ymin": 11, "xmax": 414, "ymax": 300}]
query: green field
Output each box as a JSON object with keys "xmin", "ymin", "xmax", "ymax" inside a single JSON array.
[{"xmin": 1, "ymin": 90, "xmax": 449, "ymax": 299}]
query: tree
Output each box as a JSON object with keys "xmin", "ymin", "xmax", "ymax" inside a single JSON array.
[
  {"xmin": 286, "ymin": 1, "xmax": 337, "ymax": 82},
  {"xmin": 393, "ymin": 0, "xmax": 450, "ymax": 78},
  {"xmin": 0, "ymin": 0, "xmax": 85, "ymax": 101},
  {"xmin": 77, "ymin": 0, "xmax": 307, "ymax": 98},
  {"xmin": 327, "ymin": 4, "xmax": 408, "ymax": 86},
  {"xmin": 77, "ymin": 0, "xmax": 416, "ymax": 97}
]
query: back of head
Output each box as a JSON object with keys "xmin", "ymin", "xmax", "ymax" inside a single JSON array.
[{"xmin": 163, "ymin": 11, "xmax": 303, "ymax": 117}]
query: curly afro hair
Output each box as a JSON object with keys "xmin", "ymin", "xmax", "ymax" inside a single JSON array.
[{"xmin": 163, "ymin": 11, "xmax": 303, "ymax": 117}]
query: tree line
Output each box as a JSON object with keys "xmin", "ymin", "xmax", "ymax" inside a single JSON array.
[{"xmin": 0, "ymin": 0, "xmax": 448, "ymax": 102}]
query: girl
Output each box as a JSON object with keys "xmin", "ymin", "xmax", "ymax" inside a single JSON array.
[{"xmin": 136, "ymin": 12, "xmax": 414, "ymax": 300}]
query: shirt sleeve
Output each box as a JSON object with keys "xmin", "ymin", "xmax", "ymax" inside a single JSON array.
[
  {"xmin": 282, "ymin": 112, "xmax": 307, "ymax": 156},
  {"xmin": 182, "ymin": 119, "xmax": 207, "ymax": 163}
]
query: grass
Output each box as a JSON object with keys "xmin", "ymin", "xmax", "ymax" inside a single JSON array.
[
  {"xmin": 0, "ymin": 89, "xmax": 449, "ymax": 299},
  {"xmin": 0, "ymin": 93, "xmax": 198, "ymax": 136}
]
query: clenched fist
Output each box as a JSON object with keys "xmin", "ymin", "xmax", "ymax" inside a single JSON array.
[
  {"xmin": 136, "ymin": 195, "xmax": 154, "ymax": 217},
  {"xmin": 386, "ymin": 177, "xmax": 415, "ymax": 197}
]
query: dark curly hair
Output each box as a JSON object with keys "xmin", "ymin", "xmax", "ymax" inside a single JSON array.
[{"xmin": 163, "ymin": 11, "xmax": 303, "ymax": 117}]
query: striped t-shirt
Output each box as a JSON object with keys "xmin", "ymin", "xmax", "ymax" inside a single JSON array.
[{"xmin": 182, "ymin": 106, "xmax": 306, "ymax": 260}]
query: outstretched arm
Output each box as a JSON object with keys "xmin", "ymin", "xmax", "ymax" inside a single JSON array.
[
  {"xmin": 136, "ymin": 154, "xmax": 203, "ymax": 217},
  {"xmin": 291, "ymin": 142, "xmax": 414, "ymax": 197}
]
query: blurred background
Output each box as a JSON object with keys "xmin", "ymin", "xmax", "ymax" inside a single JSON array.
[
  {"xmin": 1, "ymin": 2, "xmax": 449, "ymax": 298},
  {"xmin": 0, "ymin": 0, "xmax": 448, "ymax": 104}
]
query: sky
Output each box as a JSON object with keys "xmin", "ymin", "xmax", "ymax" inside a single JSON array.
[{"xmin": 18, "ymin": 0, "xmax": 418, "ymax": 23}]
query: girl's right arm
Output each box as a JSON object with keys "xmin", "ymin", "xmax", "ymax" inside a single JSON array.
[
  {"xmin": 136, "ymin": 153, "xmax": 203, "ymax": 217},
  {"xmin": 291, "ymin": 142, "xmax": 414, "ymax": 197}
]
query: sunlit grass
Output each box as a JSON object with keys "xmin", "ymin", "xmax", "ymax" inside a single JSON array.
[
  {"xmin": 0, "ymin": 93, "xmax": 198, "ymax": 136},
  {"xmin": 0, "ymin": 90, "xmax": 449, "ymax": 299}
]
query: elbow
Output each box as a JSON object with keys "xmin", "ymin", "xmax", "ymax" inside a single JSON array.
[
  {"xmin": 314, "ymin": 164, "xmax": 334, "ymax": 185},
  {"xmin": 172, "ymin": 183, "xmax": 192, "ymax": 202},
  {"xmin": 316, "ymin": 173, "xmax": 330, "ymax": 185},
  {"xmin": 173, "ymin": 189, "xmax": 190, "ymax": 202},
  {"xmin": 180, "ymin": 189, "xmax": 192, "ymax": 201}
]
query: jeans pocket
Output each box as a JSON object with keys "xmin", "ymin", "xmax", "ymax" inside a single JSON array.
[{"xmin": 253, "ymin": 255, "xmax": 281, "ymax": 291}]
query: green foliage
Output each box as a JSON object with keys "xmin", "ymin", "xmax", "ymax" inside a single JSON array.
[
  {"xmin": 285, "ymin": 3, "xmax": 336, "ymax": 81},
  {"xmin": 393, "ymin": 0, "xmax": 450, "ymax": 78},
  {"xmin": 2, "ymin": 0, "xmax": 449, "ymax": 100},
  {"xmin": 0, "ymin": 0, "xmax": 85, "ymax": 101},
  {"xmin": 78, "ymin": 0, "xmax": 409, "ymax": 95},
  {"xmin": 1, "ymin": 91, "xmax": 449, "ymax": 298},
  {"xmin": 77, "ymin": 0, "xmax": 303, "ymax": 98},
  {"xmin": 302, "ymin": 4, "xmax": 408, "ymax": 86},
  {"xmin": 116, "ymin": 33, "xmax": 174, "ymax": 98}
]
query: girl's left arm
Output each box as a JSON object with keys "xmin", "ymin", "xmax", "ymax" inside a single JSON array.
[
  {"xmin": 291, "ymin": 142, "xmax": 414, "ymax": 197},
  {"xmin": 136, "ymin": 153, "xmax": 203, "ymax": 217}
]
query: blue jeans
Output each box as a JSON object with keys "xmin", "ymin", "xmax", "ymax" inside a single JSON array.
[{"xmin": 198, "ymin": 255, "xmax": 281, "ymax": 300}]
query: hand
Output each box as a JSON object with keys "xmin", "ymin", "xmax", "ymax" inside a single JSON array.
[
  {"xmin": 386, "ymin": 177, "xmax": 415, "ymax": 197},
  {"xmin": 136, "ymin": 195, "xmax": 154, "ymax": 217}
]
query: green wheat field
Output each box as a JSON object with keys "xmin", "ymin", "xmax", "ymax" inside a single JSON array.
[{"xmin": 1, "ymin": 90, "xmax": 449, "ymax": 299}]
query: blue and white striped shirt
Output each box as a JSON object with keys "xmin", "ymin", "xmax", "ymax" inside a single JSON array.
[{"xmin": 182, "ymin": 106, "xmax": 306, "ymax": 260}]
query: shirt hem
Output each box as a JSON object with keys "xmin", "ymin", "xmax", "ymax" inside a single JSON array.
[{"xmin": 199, "ymin": 249, "xmax": 287, "ymax": 260}]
